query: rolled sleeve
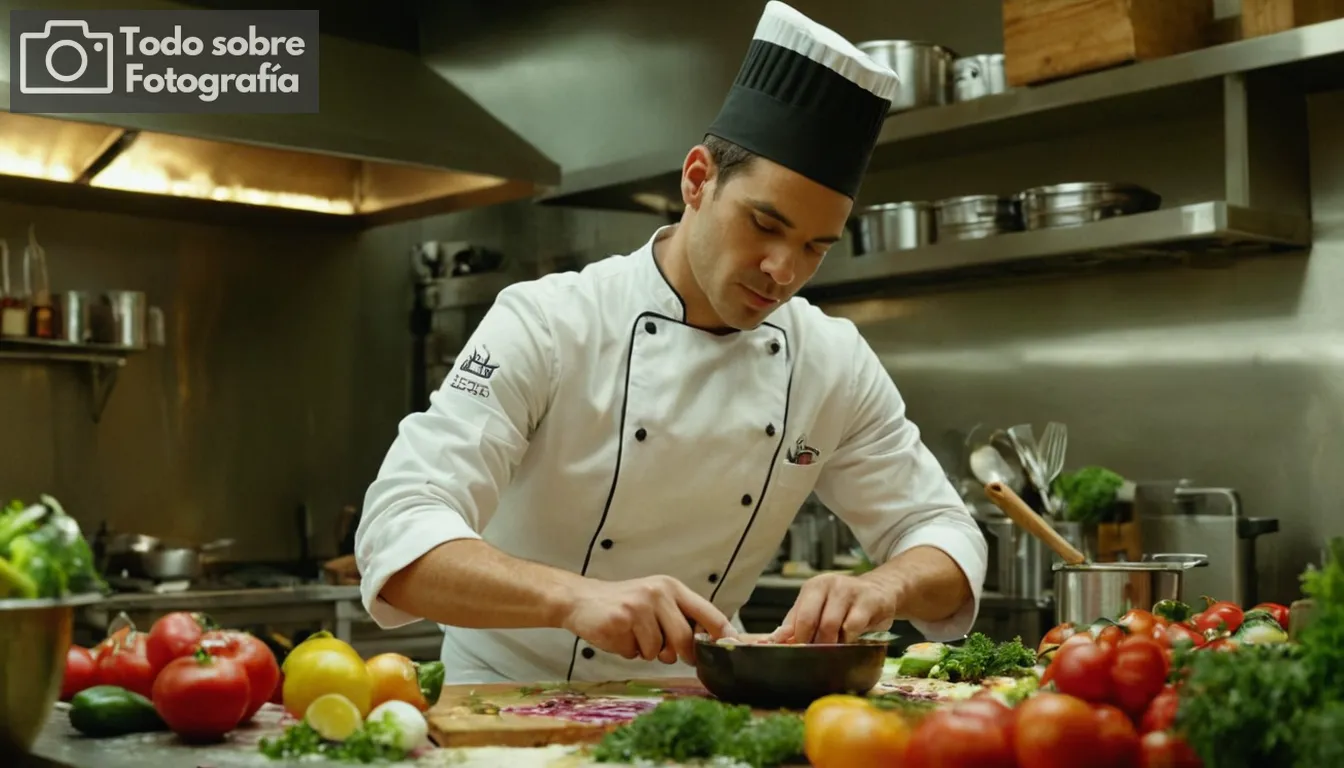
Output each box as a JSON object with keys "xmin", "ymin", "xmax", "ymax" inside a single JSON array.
[
  {"xmin": 814, "ymin": 330, "xmax": 988, "ymax": 642},
  {"xmin": 355, "ymin": 284, "xmax": 555, "ymax": 629}
]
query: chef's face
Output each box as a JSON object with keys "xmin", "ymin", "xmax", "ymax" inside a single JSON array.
[{"xmin": 681, "ymin": 144, "xmax": 850, "ymax": 330}]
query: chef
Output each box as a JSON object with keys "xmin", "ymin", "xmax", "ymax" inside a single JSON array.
[{"xmin": 355, "ymin": 0, "xmax": 988, "ymax": 684}]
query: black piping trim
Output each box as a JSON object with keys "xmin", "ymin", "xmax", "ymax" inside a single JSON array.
[
  {"xmin": 564, "ymin": 311, "xmax": 791, "ymax": 680},
  {"xmin": 648, "ymin": 242, "xmax": 687, "ymax": 322},
  {"xmin": 709, "ymin": 320, "xmax": 791, "ymax": 604}
]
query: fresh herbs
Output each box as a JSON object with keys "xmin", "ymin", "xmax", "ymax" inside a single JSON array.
[
  {"xmin": 1051, "ymin": 466, "xmax": 1125, "ymax": 524},
  {"xmin": 259, "ymin": 713, "xmax": 408, "ymax": 763},
  {"xmin": 925, "ymin": 633, "xmax": 1037, "ymax": 683},
  {"xmin": 1174, "ymin": 537, "xmax": 1344, "ymax": 768},
  {"xmin": 588, "ymin": 698, "xmax": 803, "ymax": 768}
]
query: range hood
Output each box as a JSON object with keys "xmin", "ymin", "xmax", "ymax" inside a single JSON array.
[{"xmin": 0, "ymin": 33, "xmax": 560, "ymax": 226}]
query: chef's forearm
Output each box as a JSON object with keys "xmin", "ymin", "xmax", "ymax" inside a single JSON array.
[
  {"xmin": 379, "ymin": 539, "xmax": 583, "ymax": 630},
  {"xmin": 861, "ymin": 545, "xmax": 972, "ymax": 623}
]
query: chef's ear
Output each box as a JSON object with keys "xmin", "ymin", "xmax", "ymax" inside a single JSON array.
[{"xmin": 681, "ymin": 144, "xmax": 715, "ymax": 210}]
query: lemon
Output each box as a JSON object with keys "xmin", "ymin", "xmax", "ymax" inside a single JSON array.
[{"xmin": 305, "ymin": 693, "xmax": 364, "ymax": 742}]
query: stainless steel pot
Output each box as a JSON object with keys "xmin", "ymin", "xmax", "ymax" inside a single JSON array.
[
  {"xmin": 952, "ymin": 54, "xmax": 1007, "ymax": 102},
  {"xmin": 857, "ymin": 40, "xmax": 956, "ymax": 112},
  {"xmin": 105, "ymin": 536, "xmax": 234, "ymax": 581},
  {"xmin": 934, "ymin": 194, "xmax": 1021, "ymax": 241},
  {"xmin": 1053, "ymin": 553, "xmax": 1209, "ymax": 626},
  {"xmin": 850, "ymin": 201, "xmax": 935, "ymax": 254},
  {"xmin": 1015, "ymin": 182, "xmax": 1162, "ymax": 230}
]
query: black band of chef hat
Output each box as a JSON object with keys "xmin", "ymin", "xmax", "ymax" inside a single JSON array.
[{"xmin": 705, "ymin": 1, "xmax": 899, "ymax": 199}]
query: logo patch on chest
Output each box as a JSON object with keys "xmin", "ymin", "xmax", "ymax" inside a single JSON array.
[{"xmin": 786, "ymin": 435, "xmax": 820, "ymax": 465}]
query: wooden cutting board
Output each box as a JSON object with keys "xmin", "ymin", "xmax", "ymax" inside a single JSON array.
[{"xmin": 426, "ymin": 678, "xmax": 715, "ymax": 749}]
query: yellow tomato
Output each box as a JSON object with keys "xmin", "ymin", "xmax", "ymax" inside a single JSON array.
[
  {"xmin": 365, "ymin": 653, "xmax": 428, "ymax": 711},
  {"xmin": 804, "ymin": 696, "xmax": 911, "ymax": 768},
  {"xmin": 282, "ymin": 632, "xmax": 362, "ymax": 673},
  {"xmin": 283, "ymin": 644, "xmax": 374, "ymax": 719}
]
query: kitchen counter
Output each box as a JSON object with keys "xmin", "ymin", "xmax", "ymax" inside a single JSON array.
[
  {"xmin": 21, "ymin": 702, "xmax": 700, "ymax": 768},
  {"xmin": 90, "ymin": 585, "xmax": 363, "ymax": 612}
]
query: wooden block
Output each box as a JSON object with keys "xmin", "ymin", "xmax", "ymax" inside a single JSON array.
[
  {"xmin": 1241, "ymin": 0, "xmax": 1344, "ymax": 38},
  {"xmin": 1003, "ymin": 0, "xmax": 1215, "ymax": 87}
]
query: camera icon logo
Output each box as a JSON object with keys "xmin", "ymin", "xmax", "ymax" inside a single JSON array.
[{"xmin": 19, "ymin": 20, "xmax": 115, "ymax": 95}]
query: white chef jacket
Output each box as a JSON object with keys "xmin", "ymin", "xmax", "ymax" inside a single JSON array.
[{"xmin": 356, "ymin": 225, "xmax": 987, "ymax": 684}]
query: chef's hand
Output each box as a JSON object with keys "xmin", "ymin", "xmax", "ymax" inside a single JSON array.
[
  {"xmin": 561, "ymin": 575, "xmax": 737, "ymax": 665},
  {"xmin": 769, "ymin": 571, "xmax": 896, "ymax": 644}
]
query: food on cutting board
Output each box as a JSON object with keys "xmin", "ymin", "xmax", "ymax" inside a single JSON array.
[
  {"xmin": 0, "ymin": 495, "xmax": 106, "ymax": 599},
  {"xmin": 889, "ymin": 633, "xmax": 1038, "ymax": 684},
  {"xmin": 587, "ymin": 697, "xmax": 805, "ymax": 767}
]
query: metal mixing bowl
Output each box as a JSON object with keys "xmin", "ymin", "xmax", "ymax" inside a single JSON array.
[
  {"xmin": 0, "ymin": 593, "xmax": 104, "ymax": 756},
  {"xmin": 694, "ymin": 635, "xmax": 891, "ymax": 710}
]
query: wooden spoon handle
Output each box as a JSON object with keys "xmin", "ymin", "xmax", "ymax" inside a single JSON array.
[{"xmin": 984, "ymin": 482, "xmax": 1087, "ymax": 565}]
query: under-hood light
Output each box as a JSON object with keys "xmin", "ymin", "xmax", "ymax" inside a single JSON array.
[{"xmin": 90, "ymin": 162, "xmax": 358, "ymax": 215}]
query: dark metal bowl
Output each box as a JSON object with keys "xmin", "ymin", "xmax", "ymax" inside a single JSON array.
[{"xmin": 693, "ymin": 636, "xmax": 890, "ymax": 710}]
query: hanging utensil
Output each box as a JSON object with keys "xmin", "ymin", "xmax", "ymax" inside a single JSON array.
[{"xmin": 1038, "ymin": 421, "xmax": 1069, "ymax": 514}]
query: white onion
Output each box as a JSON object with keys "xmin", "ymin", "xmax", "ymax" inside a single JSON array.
[{"xmin": 367, "ymin": 700, "xmax": 429, "ymax": 752}]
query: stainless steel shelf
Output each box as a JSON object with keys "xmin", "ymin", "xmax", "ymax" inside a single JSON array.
[
  {"xmin": 0, "ymin": 337, "xmax": 140, "ymax": 422},
  {"xmin": 800, "ymin": 202, "xmax": 1310, "ymax": 298},
  {"xmin": 536, "ymin": 18, "xmax": 1344, "ymax": 213}
]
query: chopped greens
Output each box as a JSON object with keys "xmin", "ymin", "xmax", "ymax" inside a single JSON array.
[
  {"xmin": 589, "ymin": 698, "xmax": 803, "ymax": 768},
  {"xmin": 259, "ymin": 712, "xmax": 409, "ymax": 763},
  {"xmin": 923, "ymin": 633, "xmax": 1037, "ymax": 683}
]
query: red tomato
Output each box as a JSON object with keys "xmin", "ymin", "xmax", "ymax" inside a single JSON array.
[
  {"xmin": 1119, "ymin": 609, "xmax": 1164, "ymax": 637},
  {"xmin": 147, "ymin": 612, "xmax": 214, "ymax": 676},
  {"xmin": 1093, "ymin": 703, "xmax": 1141, "ymax": 768},
  {"xmin": 1051, "ymin": 634, "xmax": 1116, "ymax": 703},
  {"xmin": 1095, "ymin": 624, "xmax": 1128, "ymax": 651},
  {"xmin": 1112, "ymin": 635, "xmax": 1170, "ymax": 716},
  {"xmin": 1014, "ymin": 693, "xmax": 1101, "ymax": 768},
  {"xmin": 92, "ymin": 625, "xmax": 133, "ymax": 662},
  {"xmin": 1139, "ymin": 730, "xmax": 1204, "ymax": 768},
  {"xmin": 151, "ymin": 648, "xmax": 251, "ymax": 742},
  {"xmin": 96, "ymin": 630, "xmax": 155, "ymax": 699},
  {"xmin": 199, "ymin": 630, "xmax": 280, "ymax": 722},
  {"xmin": 1204, "ymin": 637, "xmax": 1240, "ymax": 653},
  {"xmin": 949, "ymin": 697, "xmax": 1016, "ymax": 742},
  {"xmin": 1038, "ymin": 622, "xmax": 1078, "ymax": 654},
  {"xmin": 1251, "ymin": 602, "xmax": 1290, "ymax": 630},
  {"xmin": 1164, "ymin": 623, "xmax": 1206, "ymax": 649},
  {"xmin": 905, "ymin": 708, "xmax": 1015, "ymax": 768},
  {"xmin": 1141, "ymin": 685, "xmax": 1181, "ymax": 734},
  {"xmin": 61, "ymin": 645, "xmax": 98, "ymax": 701},
  {"xmin": 1192, "ymin": 600, "xmax": 1243, "ymax": 634}
]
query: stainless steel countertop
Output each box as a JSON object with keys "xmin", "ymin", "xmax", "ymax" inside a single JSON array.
[{"xmin": 84, "ymin": 584, "xmax": 363, "ymax": 612}]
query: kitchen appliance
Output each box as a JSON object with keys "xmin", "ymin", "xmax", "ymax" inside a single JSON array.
[
  {"xmin": 849, "ymin": 201, "xmax": 935, "ymax": 255},
  {"xmin": 1135, "ymin": 482, "xmax": 1280, "ymax": 607},
  {"xmin": 0, "ymin": 593, "xmax": 103, "ymax": 756},
  {"xmin": 100, "ymin": 530, "xmax": 235, "ymax": 582},
  {"xmin": 856, "ymin": 40, "xmax": 956, "ymax": 112},
  {"xmin": 952, "ymin": 54, "xmax": 1008, "ymax": 101},
  {"xmin": 1016, "ymin": 182, "xmax": 1162, "ymax": 230},
  {"xmin": 933, "ymin": 195, "xmax": 1022, "ymax": 240}
]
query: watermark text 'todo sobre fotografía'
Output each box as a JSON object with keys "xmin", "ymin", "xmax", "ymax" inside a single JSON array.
[{"xmin": 8, "ymin": 9, "xmax": 319, "ymax": 114}]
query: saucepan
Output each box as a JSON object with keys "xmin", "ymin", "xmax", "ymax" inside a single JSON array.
[
  {"xmin": 693, "ymin": 631, "xmax": 894, "ymax": 709},
  {"xmin": 104, "ymin": 534, "xmax": 235, "ymax": 581},
  {"xmin": 983, "ymin": 482, "xmax": 1208, "ymax": 625}
]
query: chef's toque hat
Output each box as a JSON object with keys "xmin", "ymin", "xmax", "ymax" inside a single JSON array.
[{"xmin": 704, "ymin": 1, "xmax": 899, "ymax": 199}]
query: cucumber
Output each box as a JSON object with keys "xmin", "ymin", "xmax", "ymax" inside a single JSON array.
[{"xmin": 68, "ymin": 685, "xmax": 167, "ymax": 738}]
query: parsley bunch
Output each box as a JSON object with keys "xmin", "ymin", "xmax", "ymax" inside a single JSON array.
[{"xmin": 589, "ymin": 698, "xmax": 803, "ymax": 768}]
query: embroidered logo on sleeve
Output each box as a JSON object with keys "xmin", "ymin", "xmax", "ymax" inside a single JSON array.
[
  {"xmin": 448, "ymin": 345, "xmax": 498, "ymax": 399},
  {"xmin": 786, "ymin": 436, "xmax": 820, "ymax": 465},
  {"xmin": 459, "ymin": 346, "xmax": 500, "ymax": 379}
]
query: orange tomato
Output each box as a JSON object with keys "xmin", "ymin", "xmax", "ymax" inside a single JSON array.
[
  {"xmin": 365, "ymin": 653, "xmax": 428, "ymax": 711},
  {"xmin": 804, "ymin": 695, "xmax": 910, "ymax": 768}
]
